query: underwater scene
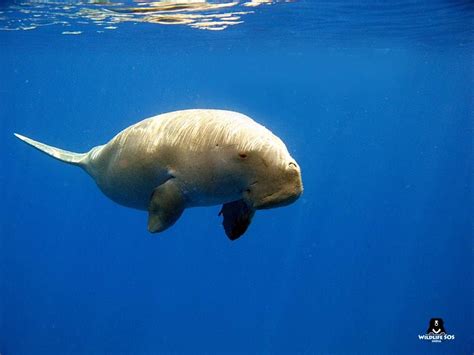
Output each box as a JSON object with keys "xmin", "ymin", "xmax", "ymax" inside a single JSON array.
[{"xmin": 0, "ymin": 0, "xmax": 472, "ymax": 353}]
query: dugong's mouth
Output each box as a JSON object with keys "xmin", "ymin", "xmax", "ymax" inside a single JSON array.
[
  {"xmin": 247, "ymin": 183, "xmax": 303, "ymax": 210},
  {"xmin": 255, "ymin": 190, "xmax": 301, "ymax": 209}
]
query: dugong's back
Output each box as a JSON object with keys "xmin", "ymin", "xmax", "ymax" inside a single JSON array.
[
  {"xmin": 87, "ymin": 109, "xmax": 288, "ymax": 210},
  {"xmin": 107, "ymin": 109, "xmax": 285, "ymax": 153}
]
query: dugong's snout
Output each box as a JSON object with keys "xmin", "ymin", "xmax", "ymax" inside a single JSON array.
[{"xmin": 249, "ymin": 160, "xmax": 303, "ymax": 210}]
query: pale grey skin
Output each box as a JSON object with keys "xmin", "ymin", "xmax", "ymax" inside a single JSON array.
[{"xmin": 15, "ymin": 109, "xmax": 303, "ymax": 240}]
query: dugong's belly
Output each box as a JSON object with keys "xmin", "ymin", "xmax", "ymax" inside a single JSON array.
[
  {"xmin": 170, "ymin": 149, "xmax": 245, "ymax": 207},
  {"xmin": 87, "ymin": 142, "xmax": 169, "ymax": 210}
]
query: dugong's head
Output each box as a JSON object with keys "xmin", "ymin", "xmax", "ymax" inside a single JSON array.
[{"xmin": 235, "ymin": 136, "xmax": 303, "ymax": 210}]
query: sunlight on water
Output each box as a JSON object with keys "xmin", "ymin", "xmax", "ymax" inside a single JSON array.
[{"xmin": 0, "ymin": 0, "xmax": 292, "ymax": 32}]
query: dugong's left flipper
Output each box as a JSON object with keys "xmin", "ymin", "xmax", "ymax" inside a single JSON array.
[
  {"xmin": 148, "ymin": 180, "xmax": 185, "ymax": 233},
  {"xmin": 219, "ymin": 200, "xmax": 255, "ymax": 241}
]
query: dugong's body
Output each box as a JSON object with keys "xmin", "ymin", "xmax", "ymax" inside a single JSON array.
[{"xmin": 15, "ymin": 109, "xmax": 303, "ymax": 240}]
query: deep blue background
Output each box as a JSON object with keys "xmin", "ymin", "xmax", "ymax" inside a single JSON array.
[{"xmin": 1, "ymin": 1, "xmax": 472, "ymax": 353}]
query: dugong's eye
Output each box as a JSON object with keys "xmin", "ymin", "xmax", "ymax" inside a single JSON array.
[{"xmin": 238, "ymin": 153, "xmax": 248, "ymax": 159}]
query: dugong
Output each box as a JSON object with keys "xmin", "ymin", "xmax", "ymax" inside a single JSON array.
[{"xmin": 15, "ymin": 109, "xmax": 303, "ymax": 240}]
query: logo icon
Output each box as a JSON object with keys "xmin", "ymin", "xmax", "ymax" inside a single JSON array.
[
  {"xmin": 427, "ymin": 318, "xmax": 446, "ymax": 335},
  {"xmin": 418, "ymin": 318, "xmax": 455, "ymax": 343}
]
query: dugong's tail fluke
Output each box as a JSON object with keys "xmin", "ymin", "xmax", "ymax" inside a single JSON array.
[{"xmin": 14, "ymin": 133, "xmax": 87, "ymax": 166}]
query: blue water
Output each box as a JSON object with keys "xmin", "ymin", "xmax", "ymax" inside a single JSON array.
[{"xmin": 1, "ymin": 1, "xmax": 472, "ymax": 353}]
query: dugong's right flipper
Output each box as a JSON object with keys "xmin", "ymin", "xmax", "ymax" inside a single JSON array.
[
  {"xmin": 219, "ymin": 200, "xmax": 255, "ymax": 241},
  {"xmin": 148, "ymin": 180, "xmax": 185, "ymax": 233}
]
